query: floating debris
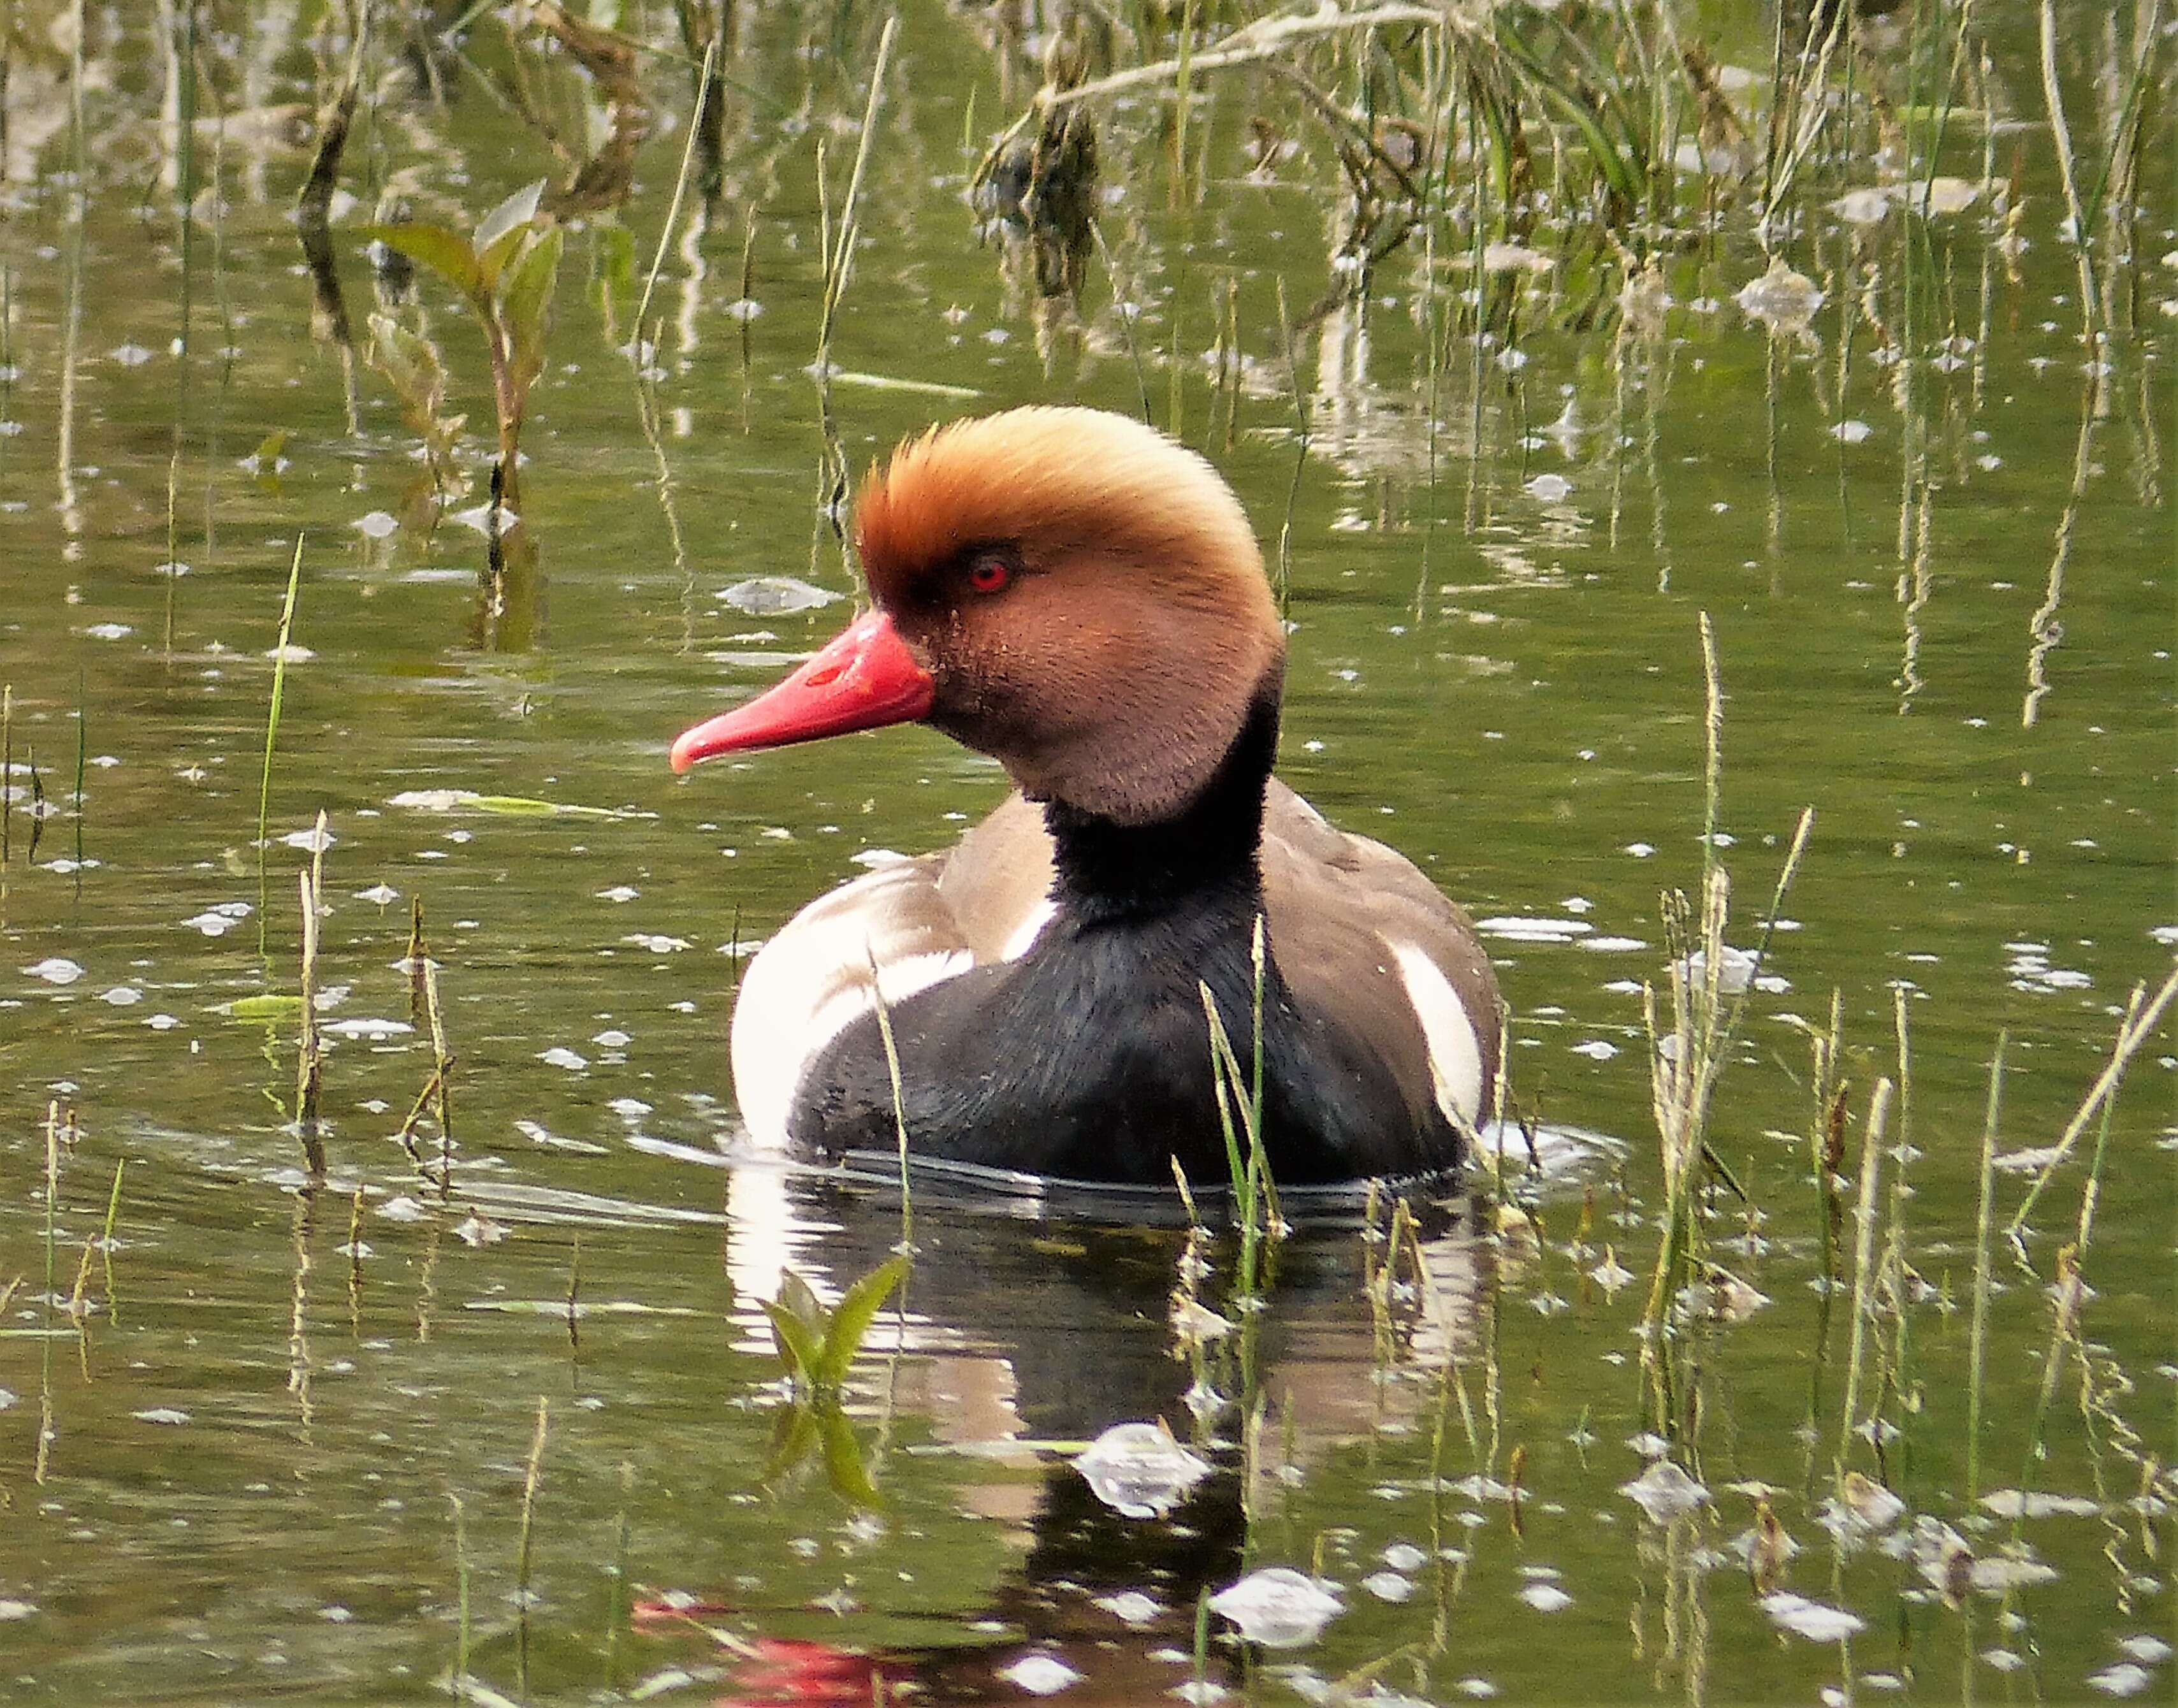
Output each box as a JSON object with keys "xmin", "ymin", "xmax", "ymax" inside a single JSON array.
[
  {"xmin": 1073, "ymin": 1422, "xmax": 1212, "ymax": 1519},
  {"xmin": 1703, "ymin": 1266, "xmax": 1771, "ymax": 1322},
  {"xmin": 1620, "ymin": 1460, "xmax": 1711, "ymax": 1523},
  {"xmin": 1968, "ymin": 1551, "xmax": 2059, "ymax": 1593},
  {"xmin": 715, "ymin": 577, "xmax": 841, "ymax": 616},
  {"xmin": 1588, "ymin": 1249, "xmax": 1636, "ymax": 1292},
  {"xmin": 1482, "ymin": 241, "xmax": 1553, "ymax": 276},
  {"xmin": 1680, "ymin": 944, "xmax": 1759, "ymax": 994},
  {"xmin": 1207, "ymin": 1567, "xmax": 1342, "ymax": 1649},
  {"xmin": 1980, "ymin": 1489, "xmax": 2102, "ymax": 1519},
  {"xmin": 1094, "ymin": 1591, "xmax": 1160, "ymax": 1626},
  {"xmin": 320, "ymin": 1018, "xmax": 412, "ymax": 1040},
  {"xmin": 1761, "ymin": 1592, "xmax": 1864, "ymax": 1642},
  {"xmin": 1519, "ymin": 1582, "xmax": 1572, "ymax": 1612},
  {"xmin": 1910, "ymin": 1516, "xmax": 1977, "ymax": 1605},
  {"xmin": 996, "ymin": 1653, "xmax": 1082, "ymax": 1696},
  {"xmin": 1170, "ymin": 1298, "xmax": 1235, "ymax": 1346},
  {"xmin": 1833, "ymin": 1471, "xmax": 1906, "ymax": 1533},
  {"xmin": 1475, "ymin": 916, "xmax": 1594, "ymax": 944},
  {"xmin": 453, "ymin": 1213, "xmax": 507, "ymax": 1248},
  {"xmin": 131, "ymin": 1407, "xmax": 192, "ymax": 1426},
  {"xmin": 23, "ymin": 957, "xmax": 85, "ymax": 985},
  {"xmin": 1736, "ymin": 258, "xmax": 1824, "ymax": 335},
  {"xmin": 451, "ymin": 502, "xmax": 519, "ymax": 535}
]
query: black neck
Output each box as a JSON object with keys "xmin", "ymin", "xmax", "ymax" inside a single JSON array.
[{"xmin": 1042, "ymin": 688, "xmax": 1279, "ymax": 925}]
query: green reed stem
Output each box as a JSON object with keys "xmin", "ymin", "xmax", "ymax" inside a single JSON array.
[
  {"xmin": 449, "ymin": 1491, "xmax": 472, "ymax": 1686},
  {"xmin": 516, "ymin": 1394, "xmax": 549, "ymax": 1697},
  {"xmin": 70, "ymin": 672, "xmax": 84, "ymax": 873},
  {"xmin": 97, "ymin": 1156, "xmax": 124, "ymax": 1315},
  {"xmin": 1834, "ymin": 1076, "xmax": 1891, "ymax": 1488},
  {"xmin": 815, "ymin": 15, "xmax": 900, "ymax": 371},
  {"xmin": 1965, "ymin": 1032, "xmax": 2004, "ymax": 1502},
  {"xmin": 2008, "ymin": 967, "xmax": 2175, "ymax": 1236},
  {"xmin": 256, "ymin": 534, "xmax": 305, "ymax": 953},
  {"xmin": 634, "ymin": 34, "xmax": 718, "ymax": 342},
  {"xmin": 2036, "ymin": 0, "xmax": 2098, "ymax": 337},
  {"xmin": 3, "ymin": 682, "xmax": 12, "ymax": 869}
]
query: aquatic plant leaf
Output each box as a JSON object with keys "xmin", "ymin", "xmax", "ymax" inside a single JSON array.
[
  {"xmin": 362, "ymin": 222, "xmax": 483, "ymax": 303},
  {"xmin": 817, "ymin": 1403, "xmax": 881, "ymax": 1507},
  {"xmin": 813, "ymin": 1252, "xmax": 910, "ymax": 1391},
  {"xmin": 501, "ymin": 226, "xmax": 565, "ymax": 398},
  {"xmin": 476, "ymin": 180, "xmax": 547, "ymax": 293},
  {"xmin": 762, "ymin": 1271, "xmax": 827, "ymax": 1385},
  {"xmin": 1501, "ymin": 44, "xmax": 1643, "ymax": 212},
  {"xmin": 228, "ymin": 994, "xmax": 306, "ymax": 1020},
  {"xmin": 365, "ymin": 314, "xmax": 463, "ymax": 465},
  {"xmin": 823, "ymin": 369, "xmax": 980, "ymax": 400},
  {"xmin": 764, "ymin": 1399, "xmax": 822, "ymax": 1485}
]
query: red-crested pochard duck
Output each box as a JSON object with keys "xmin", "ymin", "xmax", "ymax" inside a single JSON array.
[{"xmin": 672, "ymin": 407, "xmax": 1500, "ymax": 1185}]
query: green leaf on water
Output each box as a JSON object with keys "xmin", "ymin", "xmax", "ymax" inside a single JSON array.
[
  {"xmin": 824, "ymin": 369, "xmax": 980, "ymax": 400},
  {"xmin": 252, "ymin": 430, "xmax": 288, "ymax": 468},
  {"xmin": 361, "ymin": 222, "xmax": 484, "ymax": 303},
  {"xmin": 765, "ymin": 1401, "xmax": 822, "ymax": 1485},
  {"xmin": 476, "ymin": 180, "xmax": 548, "ymax": 294},
  {"xmin": 813, "ymin": 1252, "xmax": 910, "ymax": 1391},
  {"xmin": 500, "ymin": 226, "xmax": 565, "ymax": 400},
  {"xmin": 467, "ymin": 793, "xmax": 613, "ymax": 818},
  {"xmin": 365, "ymin": 314, "xmax": 462, "ymax": 454},
  {"xmin": 228, "ymin": 994, "xmax": 306, "ymax": 1020},
  {"xmin": 762, "ymin": 1271, "xmax": 829, "ymax": 1387},
  {"xmin": 817, "ymin": 1403, "xmax": 882, "ymax": 1507}
]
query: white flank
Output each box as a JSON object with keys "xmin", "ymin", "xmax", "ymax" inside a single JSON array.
[
  {"xmin": 999, "ymin": 898, "xmax": 1059, "ymax": 962},
  {"xmin": 1386, "ymin": 939, "xmax": 1485, "ymax": 1126},
  {"xmin": 729, "ymin": 864, "xmax": 975, "ymax": 1148}
]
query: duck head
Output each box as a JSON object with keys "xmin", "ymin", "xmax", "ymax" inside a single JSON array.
[{"xmin": 671, "ymin": 407, "xmax": 1283, "ymax": 825}]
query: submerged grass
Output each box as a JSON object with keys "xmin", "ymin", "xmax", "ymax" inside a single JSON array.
[
  {"xmin": 293, "ymin": 809, "xmax": 327, "ymax": 1180},
  {"xmin": 1637, "ymin": 615, "xmax": 1811, "ymax": 1434}
]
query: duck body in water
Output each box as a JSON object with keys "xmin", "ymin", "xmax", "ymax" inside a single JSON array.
[{"xmin": 672, "ymin": 407, "xmax": 1499, "ymax": 1185}]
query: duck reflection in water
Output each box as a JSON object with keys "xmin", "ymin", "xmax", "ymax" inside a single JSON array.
[{"xmin": 629, "ymin": 1161, "xmax": 1497, "ymax": 1704}]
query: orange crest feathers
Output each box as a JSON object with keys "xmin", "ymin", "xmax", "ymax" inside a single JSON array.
[{"xmin": 854, "ymin": 407, "xmax": 1268, "ymax": 609}]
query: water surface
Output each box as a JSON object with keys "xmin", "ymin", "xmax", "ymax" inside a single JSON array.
[{"xmin": 0, "ymin": 1, "xmax": 2171, "ymax": 1702}]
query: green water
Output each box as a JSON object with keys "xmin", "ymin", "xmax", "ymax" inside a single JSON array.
[{"xmin": 0, "ymin": 1, "xmax": 2171, "ymax": 1701}]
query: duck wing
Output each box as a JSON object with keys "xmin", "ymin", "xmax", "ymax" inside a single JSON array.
[{"xmin": 1259, "ymin": 783, "xmax": 1500, "ymax": 1131}]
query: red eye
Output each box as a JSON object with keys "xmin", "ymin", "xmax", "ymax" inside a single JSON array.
[{"xmin": 967, "ymin": 556, "xmax": 1012, "ymax": 594}]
